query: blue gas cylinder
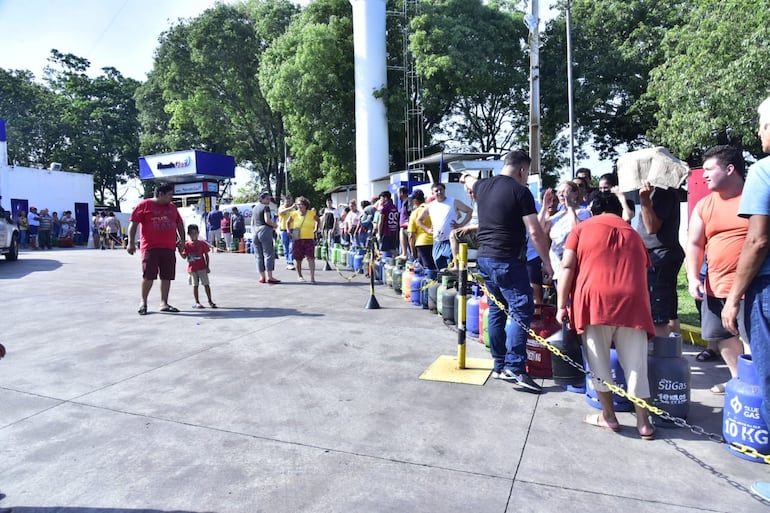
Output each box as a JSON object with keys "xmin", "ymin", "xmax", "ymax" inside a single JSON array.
[
  {"xmin": 585, "ymin": 348, "xmax": 633, "ymax": 412},
  {"xmin": 410, "ymin": 267, "xmax": 423, "ymax": 305},
  {"xmin": 466, "ymin": 285, "xmax": 480, "ymax": 337},
  {"xmin": 420, "ymin": 270, "xmax": 436, "ymax": 309},
  {"xmin": 723, "ymin": 355, "xmax": 770, "ymax": 462},
  {"xmin": 347, "ymin": 247, "xmax": 355, "ymax": 269},
  {"xmin": 353, "ymin": 249, "xmax": 365, "ymax": 273},
  {"xmin": 648, "ymin": 334, "xmax": 690, "ymax": 426}
]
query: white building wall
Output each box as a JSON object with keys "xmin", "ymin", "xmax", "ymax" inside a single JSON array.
[{"xmin": 0, "ymin": 165, "xmax": 94, "ymax": 217}]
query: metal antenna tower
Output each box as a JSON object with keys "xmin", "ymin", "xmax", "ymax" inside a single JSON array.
[
  {"xmin": 403, "ymin": 1, "xmax": 424, "ymax": 169},
  {"xmin": 388, "ymin": 1, "xmax": 425, "ymax": 170}
]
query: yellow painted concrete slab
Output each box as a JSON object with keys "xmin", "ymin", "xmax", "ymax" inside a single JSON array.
[{"xmin": 419, "ymin": 355, "xmax": 494, "ymax": 385}]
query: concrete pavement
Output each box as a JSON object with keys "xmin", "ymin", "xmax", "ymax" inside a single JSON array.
[{"xmin": 0, "ymin": 246, "xmax": 767, "ymax": 512}]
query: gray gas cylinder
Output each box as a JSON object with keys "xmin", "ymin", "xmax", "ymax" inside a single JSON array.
[{"xmin": 647, "ymin": 333, "xmax": 691, "ymax": 426}]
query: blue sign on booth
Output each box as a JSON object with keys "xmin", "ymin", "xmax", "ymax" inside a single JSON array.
[{"xmin": 139, "ymin": 150, "xmax": 235, "ymax": 183}]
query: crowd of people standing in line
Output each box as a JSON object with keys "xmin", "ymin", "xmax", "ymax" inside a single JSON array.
[
  {"xmin": 16, "ymin": 207, "xmax": 77, "ymax": 249},
  {"xmin": 448, "ymin": 96, "xmax": 770, "ymax": 498}
]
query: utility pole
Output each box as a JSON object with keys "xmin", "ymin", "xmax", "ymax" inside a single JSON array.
[
  {"xmin": 566, "ymin": 0, "xmax": 576, "ymax": 178},
  {"xmin": 526, "ymin": 0, "xmax": 540, "ymax": 176}
]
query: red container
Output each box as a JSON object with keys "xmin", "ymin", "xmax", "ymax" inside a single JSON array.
[
  {"xmin": 478, "ymin": 294, "xmax": 489, "ymax": 345},
  {"xmin": 526, "ymin": 304, "xmax": 559, "ymax": 378}
]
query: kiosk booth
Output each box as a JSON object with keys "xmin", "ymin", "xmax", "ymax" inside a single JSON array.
[{"xmin": 138, "ymin": 150, "xmax": 236, "ymax": 213}]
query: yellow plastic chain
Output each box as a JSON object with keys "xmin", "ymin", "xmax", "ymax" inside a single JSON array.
[{"xmin": 472, "ymin": 272, "xmax": 770, "ymax": 463}]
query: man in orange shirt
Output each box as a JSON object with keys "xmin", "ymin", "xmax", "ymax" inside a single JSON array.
[{"xmin": 685, "ymin": 145, "xmax": 748, "ymax": 394}]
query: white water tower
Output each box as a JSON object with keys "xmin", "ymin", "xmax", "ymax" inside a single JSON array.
[{"xmin": 349, "ymin": 0, "xmax": 389, "ymax": 201}]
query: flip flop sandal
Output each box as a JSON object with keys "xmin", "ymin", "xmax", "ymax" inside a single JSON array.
[
  {"xmin": 583, "ymin": 413, "xmax": 621, "ymax": 433},
  {"xmin": 160, "ymin": 305, "xmax": 180, "ymax": 313},
  {"xmin": 138, "ymin": 304, "xmax": 148, "ymax": 316},
  {"xmin": 267, "ymin": 278, "xmax": 281, "ymax": 284},
  {"xmin": 695, "ymin": 348, "xmax": 720, "ymax": 362},
  {"xmin": 208, "ymin": 302, "xmax": 218, "ymax": 308},
  {"xmin": 192, "ymin": 304, "xmax": 205, "ymax": 309},
  {"xmin": 710, "ymin": 382, "xmax": 727, "ymax": 395},
  {"xmin": 638, "ymin": 426, "xmax": 656, "ymax": 440}
]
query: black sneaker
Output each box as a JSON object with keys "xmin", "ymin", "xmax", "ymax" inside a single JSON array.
[
  {"xmin": 496, "ymin": 368, "xmax": 519, "ymax": 382},
  {"xmin": 511, "ymin": 372, "xmax": 542, "ymax": 394}
]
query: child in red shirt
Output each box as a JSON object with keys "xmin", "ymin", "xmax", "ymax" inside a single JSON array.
[{"xmin": 180, "ymin": 224, "xmax": 217, "ymax": 309}]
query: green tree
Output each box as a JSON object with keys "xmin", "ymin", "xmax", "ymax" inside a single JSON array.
[
  {"xmin": 136, "ymin": 1, "xmax": 295, "ymax": 200},
  {"xmin": 44, "ymin": 51, "xmax": 141, "ymax": 209},
  {"xmin": 0, "ymin": 68, "xmax": 61, "ymax": 167},
  {"xmin": 539, "ymin": 0, "xmax": 687, "ymax": 168},
  {"xmin": 645, "ymin": 0, "xmax": 770, "ymax": 161},
  {"xmin": 410, "ymin": 0, "xmax": 530, "ymax": 153},
  {"xmin": 260, "ymin": 0, "xmax": 357, "ymax": 203}
]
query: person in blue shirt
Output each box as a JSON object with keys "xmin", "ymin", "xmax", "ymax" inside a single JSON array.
[{"xmin": 721, "ymin": 96, "xmax": 770, "ymax": 501}]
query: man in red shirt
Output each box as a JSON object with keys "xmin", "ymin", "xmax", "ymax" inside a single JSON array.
[
  {"xmin": 376, "ymin": 190, "xmax": 400, "ymax": 257},
  {"xmin": 127, "ymin": 183, "xmax": 185, "ymax": 315}
]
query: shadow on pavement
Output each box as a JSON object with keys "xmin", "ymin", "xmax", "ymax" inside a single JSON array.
[
  {"xmin": 3, "ymin": 509, "xmax": 213, "ymax": 513},
  {"xmin": 0, "ymin": 258, "xmax": 62, "ymax": 279},
  {"xmin": 141, "ymin": 307, "xmax": 324, "ymax": 320},
  {"xmin": 0, "ymin": 496, "xmax": 215, "ymax": 513}
]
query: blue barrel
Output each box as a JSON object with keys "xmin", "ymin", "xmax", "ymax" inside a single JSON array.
[
  {"xmin": 466, "ymin": 285, "xmax": 480, "ymax": 337},
  {"xmin": 724, "ymin": 355, "xmax": 770, "ymax": 462},
  {"xmin": 585, "ymin": 348, "xmax": 633, "ymax": 412}
]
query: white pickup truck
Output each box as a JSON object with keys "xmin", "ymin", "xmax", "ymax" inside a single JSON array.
[{"xmin": 0, "ymin": 207, "xmax": 19, "ymax": 261}]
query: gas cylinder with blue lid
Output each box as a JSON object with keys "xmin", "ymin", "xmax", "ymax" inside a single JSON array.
[
  {"xmin": 723, "ymin": 355, "xmax": 770, "ymax": 462},
  {"xmin": 585, "ymin": 348, "xmax": 633, "ymax": 412}
]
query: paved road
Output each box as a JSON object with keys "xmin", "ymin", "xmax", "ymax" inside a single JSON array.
[{"xmin": 0, "ymin": 247, "xmax": 767, "ymax": 512}]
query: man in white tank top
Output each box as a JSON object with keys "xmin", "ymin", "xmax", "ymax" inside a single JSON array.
[{"xmin": 416, "ymin": 182, "xmax": 473, "ymax": 270}]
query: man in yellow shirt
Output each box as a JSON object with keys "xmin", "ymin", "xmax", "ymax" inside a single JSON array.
[{"xmin": 407, "ymin": 189, "xmax": 435, "ymax": 271}]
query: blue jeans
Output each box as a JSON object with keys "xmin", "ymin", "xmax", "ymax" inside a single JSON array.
[
  {"xmin": 432, "ymin": 240, "xmax": 452, "ymax": 270},
  {"xmin": 280, "ymin": 230, "xmax": 293, "ymax": 266},
  {"xmin": 746, "ymin": 275, "xmax": 770, "ymax": 430},
  {"xmin": 477, "ymin": 257, "xmax": 534, "ymax": 374}
]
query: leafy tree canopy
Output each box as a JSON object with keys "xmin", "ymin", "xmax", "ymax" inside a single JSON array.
[
  {"xmin": 410, "ymin": 0, "xmax": 530, "ymax": 154},
  {"xmin": 259, "ymin": 0, "xmax": 355, "ymax": 203},
  {"xmin": 136, "ymin": 1, "xmax": 295, "ymax": 200},
  {"xmin": 44, "ymin": 50, "xmax": 141, "ymax": 208},
  {"xmin": 645, "ymin": 0, "xmax": 770, "ymax": 161}
]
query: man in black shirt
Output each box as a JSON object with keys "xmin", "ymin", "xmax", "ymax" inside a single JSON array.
[
  {"xmin": 466, "ymin": 150, "xmax": 553, "ymax": 393},
  {"xmin": 638, "ymin": 182, "xmax": 684, "ymax": 336}
]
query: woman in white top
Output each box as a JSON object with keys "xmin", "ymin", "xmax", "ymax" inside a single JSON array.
[{"xmin": 539, "ymin": 180, "xmax": 591, "ymax": 281}]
